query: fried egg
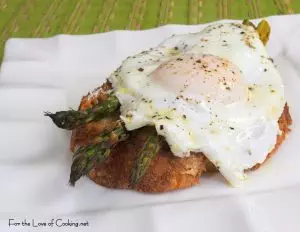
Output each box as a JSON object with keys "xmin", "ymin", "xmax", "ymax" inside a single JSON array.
[{"xmin": 109, "ymin": 22, "xmax": 285, "ymax": 186}]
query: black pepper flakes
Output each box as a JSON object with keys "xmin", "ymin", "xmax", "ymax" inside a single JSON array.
[
  {"xmin": 160, "ymin": 125, "xmax": 164, "ymax": 130},
  {"xmin": 138, "ymin": 68, "xmax": 144, "ymax": 72},
  {"xmin": 174, "ymin": 46, "xmax": 178, "ymax": 50},
  {"xmin": 176, "ymin": 58, "xmax": 183, "ymax": 61},
  {"xmin": 182, "ymin": 114, "xmax": 187, "ymax": 119},
  {"xmin": 229, "ymin": 127, "xmax": 234, "ymax": 130},
  {"xmin": 264, "ymin": 68, "xmax": 267, "ymax": 72},
  {"xmin": 225, "ymin": 86, "xmax": 231, "ymax": 91},
  {"xmin": 196, "ymin": 59, "xmax": 201, "ymax": 63}
]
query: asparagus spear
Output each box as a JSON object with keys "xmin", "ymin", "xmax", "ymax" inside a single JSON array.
[
  {"xmin": 256, "ymin": 20, "xmax": 270, "ymax": 45},
  {"xmin": 131, "ymin": 134, "xmax": 162, "ymax": 186},
  {"xmin": 45, "ymin": 94, "xmax": 120, "ymax": 130},
  {"xmin": 242, "ymin": 19, "xmax": 270, "ymax": 45},
  {"xmin": 69, "ymin": 122, "xmax": 128, "ymax": 186},
  {"xmin": 242, "ymin": 19, "xmax": 256, "ymax": 28}
]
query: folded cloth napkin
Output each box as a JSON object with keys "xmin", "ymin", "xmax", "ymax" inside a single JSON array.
[{"xmin": 0, "ymin": 15, "xmax": 300, "ymax": 232}]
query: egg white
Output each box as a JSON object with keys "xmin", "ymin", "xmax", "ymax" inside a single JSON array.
[{"xmin": 109, "ymin": 22, "xmax": 286, "ymax": 186}]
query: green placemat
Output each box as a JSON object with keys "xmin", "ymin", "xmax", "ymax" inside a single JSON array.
[{"xmin": 0, "ymin": 0, "xmax": 299, "ymax": 61}]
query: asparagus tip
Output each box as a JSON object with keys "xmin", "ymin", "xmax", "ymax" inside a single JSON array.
[
  {"xmin": 44, "ymin": 111, "xmax": 53, "ymax": 117},
  {"xmin": 44, "ymin": 111, "xmax": 64, "ymax": 128},
  {"xmin": 131, "ymin": 135, "xmax": 161, "ymax": 186},
  {"xmin": 68, "ymin": 180, "xmax": 76, "ymax": 187},
  {"xmin": 44, "ymin": 111, "xmax": 58, "ymax": 123},
  {"xmin": 69, "ymin": 164, "xmax": 82, "ymax": 186},
  {"xmin": 44, "ymin": 110, "xmax": 78, "ymax": 129},
  {"xmin": 69, "ymin": 175, "xmax": 78, "ymax": 186}
]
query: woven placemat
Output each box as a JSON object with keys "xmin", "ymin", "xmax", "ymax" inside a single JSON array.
[{"xmin": 0, "ymin": 0, "xmax": 299, "ymax": 61}]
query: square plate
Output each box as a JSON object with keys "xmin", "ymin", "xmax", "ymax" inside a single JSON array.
[{"xmin": 0, "ymin": 15, "xmax": 299, "ymax": 232}]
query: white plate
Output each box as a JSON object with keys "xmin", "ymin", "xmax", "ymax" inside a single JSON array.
[{"xmin": 0, "ymin": 15, "xmax": 300, "ymax": 232}]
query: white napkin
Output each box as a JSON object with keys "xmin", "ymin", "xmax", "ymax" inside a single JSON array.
[{"xmin": 0, "ymin": 15, "xmax": 300, "ymax": 232}]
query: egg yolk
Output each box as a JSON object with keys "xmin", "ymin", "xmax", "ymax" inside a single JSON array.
[{"xmin": 151, "ymin": 54, "xmax": 246, "ymax": 104}]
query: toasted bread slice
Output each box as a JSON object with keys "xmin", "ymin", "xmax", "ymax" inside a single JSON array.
[{"xmin": 70, "ymin": 83, "xmax": 292, "ymax": 192}]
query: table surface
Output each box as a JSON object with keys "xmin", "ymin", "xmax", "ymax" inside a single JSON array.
[{"xmin": 0, "ymin": 0, "xmax": 299, "ymax": 60}]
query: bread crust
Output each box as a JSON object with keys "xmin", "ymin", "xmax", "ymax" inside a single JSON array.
[{"xmin": 70, "ymin": 84, "xmax": 292, "ymax": 193}]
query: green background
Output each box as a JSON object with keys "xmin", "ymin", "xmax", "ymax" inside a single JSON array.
[{"xmin": 0, "ymin": 0, "xmax": 299, "ymax": 60}]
